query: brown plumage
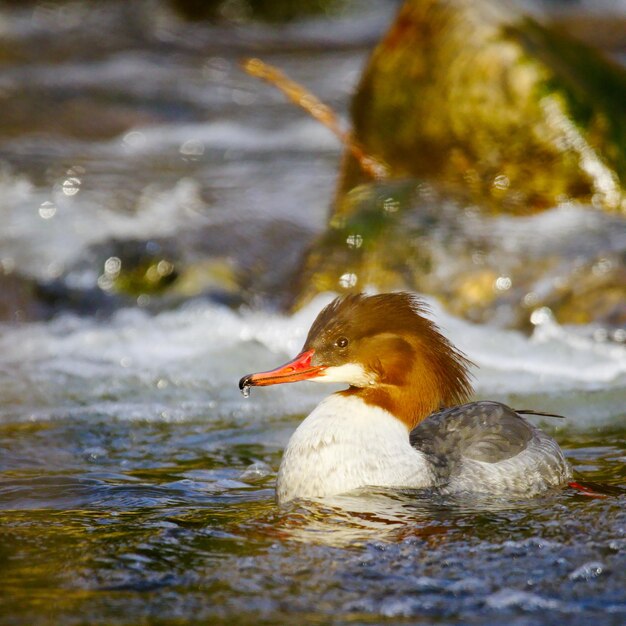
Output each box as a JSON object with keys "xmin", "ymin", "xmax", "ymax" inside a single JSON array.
[{"xmin": 302, "ymin": 292, "xmax": 474, "ymax": 429}]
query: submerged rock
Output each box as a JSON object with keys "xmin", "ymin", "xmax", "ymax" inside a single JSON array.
[
  {"xmin": 18, "ymin": 218, "xmax": 315, "ymax": 319},
  {"xmin": 292, "ymin": 179, "xmax": 626, "ymax": 330}
]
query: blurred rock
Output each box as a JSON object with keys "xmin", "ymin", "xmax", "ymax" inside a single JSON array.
[
  {"xmin": 166, "ymin": 0, "xmax": 346, "ymax": 22},
  {"xmin": 21, "ymin": 218, "xmax": 315, "ymax": 318},
  {"xmin": 0, "ymin": 269, "xmax": 42, "ymax": 322},
  {"xmin": 292, "ymin": 179, "xmax": 626, "ymax": 330},
  {"xmin": 339, "ymin": 0, "xmax": 626, "ymax": 214},
  {"xmin": 294, "ymin": 0, "xmax": 626, "ymax": 329}
]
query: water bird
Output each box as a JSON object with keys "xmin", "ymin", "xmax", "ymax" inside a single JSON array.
[{"xmin": 239, "ymin": 292, "xmax": 572, "ymax": 504}]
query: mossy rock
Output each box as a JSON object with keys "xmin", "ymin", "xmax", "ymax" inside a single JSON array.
[
  {"xmin": 294, "ymin": 0, "xmax": 626, "ymax": 328},
  {"xmin": 339, "ymin": 0, "xmax": 626, "ymax": 214},
  {"xmin": 292, "ymin": 178, "xmax": 626, "ymax": 330}
]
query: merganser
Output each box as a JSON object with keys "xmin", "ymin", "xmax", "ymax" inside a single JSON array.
[{"xmin": 239, "ymin": 292, "xmax": 572, "ymax": 504}]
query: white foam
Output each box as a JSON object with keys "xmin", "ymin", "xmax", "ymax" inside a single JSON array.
[
  {"xmin": 110, "ymin": 120, "xmax": 338, "ymax": 156},
  {"xmin": 0, "ymin": 294, "xmax": 623, "ymax": 425},
  {"xmin": 0, "ymin": 173, "xmax": 207, "ymax": 280},
  {"xmin": 425, "ymin": 297, "xmax": 626, "ymax": 390}
]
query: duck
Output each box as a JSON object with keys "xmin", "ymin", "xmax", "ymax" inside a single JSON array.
[{"xmin": 239, "ymin": 292, "xmax": 572, "ymax": 504}]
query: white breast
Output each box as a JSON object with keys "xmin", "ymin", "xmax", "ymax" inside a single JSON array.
[{"xmin": 276, "ymin": 394, "xmax": 434, "ymax": 504}]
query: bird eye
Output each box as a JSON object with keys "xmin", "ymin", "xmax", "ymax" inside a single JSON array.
[{"xmin": 335, "ymin": 336, "xmax": 348, "ymax": 348}]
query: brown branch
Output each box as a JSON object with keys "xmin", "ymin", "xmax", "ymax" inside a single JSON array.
[{"xmin": 242, "ymin": 57, "xmax": 389, "ymax": 180}]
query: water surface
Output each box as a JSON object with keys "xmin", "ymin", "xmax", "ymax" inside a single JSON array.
[{"xmin": 0, "ymin": 1, "xmax": 624, "ymax": 624}]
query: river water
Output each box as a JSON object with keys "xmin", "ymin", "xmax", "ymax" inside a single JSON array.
[{"xmin": 0, "ymin": 1, "xmax": 624, "ymax": 624}]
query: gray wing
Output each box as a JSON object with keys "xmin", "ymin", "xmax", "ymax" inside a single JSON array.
[{"xmin": 409, "ymin": 401, "xmax": 534, "ymax": 480}]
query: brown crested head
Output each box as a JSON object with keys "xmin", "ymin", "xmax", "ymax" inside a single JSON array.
[
  {"xmin": 302, "ymin": 292, "xmax": 474, "ymax": 428},
  {"xmin": 239, "ymin": 291, "xmax": 474, "ymax": 429}
]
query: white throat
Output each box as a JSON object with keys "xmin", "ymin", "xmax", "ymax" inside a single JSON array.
[
  {"xmin": 312, "ymin": 362, "xmax": 373, "ymax": 386},
  {"xmin": 276, "ymin": 393, "xmax": 434, "ymax": 504}
]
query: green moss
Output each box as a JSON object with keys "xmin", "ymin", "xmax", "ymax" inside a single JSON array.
[
  {"xmin": 508, "ymin": 18, "xmax": 626, "ymax": 180},
  {"xmin": 111, "ymin": 259, "xmax": 179, "ymax": 296}
]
